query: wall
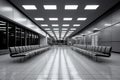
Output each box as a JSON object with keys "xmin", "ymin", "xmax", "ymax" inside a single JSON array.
[
  {"xmin": 0, "ymin": 0, "xmax": 46, "ymax": 36},
  {"xmin": 40, "ymin": 36, "xmax": 48, "ymax": 46},
  {"xmin": 75, "ymin": 3, "xmax": 120, "ymax": 52}
]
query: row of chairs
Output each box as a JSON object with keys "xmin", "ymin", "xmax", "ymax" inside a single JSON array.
[
  {"xmin": 72, "ymin": 44, "xmax": 112, "ymax": 58},
  {"xmin": 9, "ymin": 45, "xmax": 50, "ymax": 58}
]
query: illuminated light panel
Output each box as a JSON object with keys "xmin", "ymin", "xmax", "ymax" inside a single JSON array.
[
  {"xmin": 52, "ymin": 24, "xmax": 59, "ymax": 26},
  {"xmin": 22, "ymin": 5, "xmax": 37, "ymax": 10},
  {"xmin": 63, "ymin": 18, "xmax": 72, "ymax": 21},
  {"xmin": 73, "ymin": 24, "xmax": 80, "ymax": 27},
  {"xmin": 49, "ymin": 18, "xmax": 58, "ymax": 21},
  {"xmin": 34, "ymin": 18, "xmax": 44, "ymax": 21},
  {"xmin": 69, "ymin": 31, "xmax": 74, "ymax": 33},
  {"xmin": 62, "ymin": 28, "xmax": 68, "ymax": 30},
  {"xmin": 53, "ymin": 28, "xmax": 59, "ymax": 30},
  {"xmin": 43, "ymin": 5, "xmax": 57, "ymax": 10},
  {"xmin": 41, "ymin": 24, "xmax": 48, "ymax": 27},
  {"xmin": 47, "ymin": 31, "xmax": 52, "ymax": 33},
  {"xmin": 61, "ymin": 31, "xmax": 66, "ymax": 33},
  {"xmin": 104, "ymin": 23, "xmax": 112, "ymax": 26},
  {"xmin": 70, "ymin": 28, "xmax": 76, "ymax": 30},
  {"xmin": 84, "ymin": 5, "xmax": 99, "ymax": 10},
  {"xmin": 44, "ymin": 28, "xmax": 50, "ymax": 30},
  {"xmin": 77, "ymin": 18, "xmax": 87, "ymax": 21},
  {"xmin": 65, "ymin": 5, "xmax": 78, "ymax": 10},
  {"xmin": 62, "ymin": 24, "xmax": 69, "ymax": 27}
]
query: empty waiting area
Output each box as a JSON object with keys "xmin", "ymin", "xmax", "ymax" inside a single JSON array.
[{"xmin": 0, "ymin": 0, "xmax": 120, "ymax": 80}]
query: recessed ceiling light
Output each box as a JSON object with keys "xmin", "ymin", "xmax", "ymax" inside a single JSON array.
[
  {"xmin": 43, "ymin": 5, "xmax": 57, "ymax": 10},
  {"xmin": 22, "ymin": 5, "xmax": 37, "ymax": 10},
  {"xmin": 62, "ymin": 24, "xmax": 69, "ymax": 27},
  {"xmin": 104, "ymin": 23, "xmax": 111, "ymax": 26},
  {"xmin": 69, "ymin": 31, "xmax": 74, "ymax": 33},
  {"xmin": 41, "ymin": 24, "xmax": 48, "ymax": 27},
  {"xmin": 63, "ymin": 18, "xmax": 72, "ymax": 21},
  {"xmin": 49, "ymin": 18, "xmax": 58, "ymax": 21},
  {"xmin": 65, "ymin": 5, "xmax": 78, "ymax": 10},
  {"xmin": 77, "ymin": 18, "xmax": 87, "ymax": 21},
  {"xmin": 52, "ymin": 24, "xmax": 59, "ymax": 26},
  {"xmin": 71, "ymin": 28, "xmax": 76, "ymax": 30},
  {"xmin": 62, "ymin": 28, "xmax": 68, "ymax": 30},
  {"xmin": 34, "ymin": 18, "xmax": 44, "ymax": 21},
  {"xmin": 44, "ymin": 28, "xmax": 50, "ymax": 30},
  {"xmin": 47, "ymin": 31, "xmax": 52, "ymax": 33},
  {"xmin": 73, "ymin": 24, "xmax": 80, "ymax": 27},
  {"xmin": 84, "ymin": 5, "xmax": 99, "ymax": 10},
  {"xmin": 54, "ymin": 31, "xmax": 59, "ymax": 33},
  {"xmin": 53, "ymin": 28, "xmax": 59, "ymax": 30},
  {"xmin": 62, "ymin": 31, "xmax": 66, "ymax": 33}
]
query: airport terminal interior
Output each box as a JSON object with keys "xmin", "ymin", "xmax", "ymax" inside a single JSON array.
[{"xmin": 0, "ymin": 0, "xmax": 120, "ymax": 80}]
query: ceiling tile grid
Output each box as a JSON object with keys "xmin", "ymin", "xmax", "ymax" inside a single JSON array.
[{"xmin": 9, "ymin": 0, "xmax": 120, "ymax": 40}]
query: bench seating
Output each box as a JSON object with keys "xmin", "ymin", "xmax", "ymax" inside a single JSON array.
[
  {"xmin": 9, "ymin": 45, "xmax": 50, "ymax": 58},
  {"xmin": 71, "ymin": 44, "xmax": 112, "ymax": 58}
]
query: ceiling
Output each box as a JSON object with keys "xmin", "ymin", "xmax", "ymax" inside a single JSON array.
[{"xmin": 8, "ymin": 0, "xmax": 120, "ymax": 40}]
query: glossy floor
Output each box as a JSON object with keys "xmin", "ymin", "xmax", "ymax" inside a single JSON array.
[{"xmin": 0, "ymin": 46, "xmax": 120, "ymax": 80}]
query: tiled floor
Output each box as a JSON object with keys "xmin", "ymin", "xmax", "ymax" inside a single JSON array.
[{"xmin": 0, "ymin": 46, "xmax": 120, "ymax": 80}]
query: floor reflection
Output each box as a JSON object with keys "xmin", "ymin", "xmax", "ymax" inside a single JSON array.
[{"xmin": 0, "ymin": 46, "xmax": 120, "ymax": 80}]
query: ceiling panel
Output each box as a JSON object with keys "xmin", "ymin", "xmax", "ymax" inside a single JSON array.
[{"xmin": 8, "ymin": 0, "xmax": 120, "ymax": 40}]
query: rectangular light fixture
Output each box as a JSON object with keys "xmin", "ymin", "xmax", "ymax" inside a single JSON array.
[
  {"xmin": 22, "ymin": 5, "xmax": 37, "ymax": 10},
  {"xmin": 52, "ymin": 24, "xmax": 59, "ymax": 26},
  {"xmin": 53, "ymin": 28, "xmax": 59, "ymax": 30},
  {"xmin": 41, "ymin": 24, "xmax": 48, "ymax": 27},
  {"xmin": 70, "ymin": 28, "xmax": 76, "ymax": 30},
  {"xmin": 43, "ymin": 5, "xmax": 57, "ymax": 10},
  {"xmin": 77, "ymin": 18, "xmax": 87, "ymax": 21},
  {"xmin": 104, "ymin": 23, "xmax": 111, "ymax": 26},
  {"xmin": 62, "ymin": 24, "xmax": 69, "ymax": 27},
  {"xmin": 63, "ymin": 18, "xmax": 72, "ymax": 21},
  {"xmin": 62, "ymin": 28, "xmax": 68, "ymax": 30},
  {"xmin": 84, "ymin": 5, "xmax": 99, "ymax": 10},
  {"xmin": 69, "ymin": 31, "xmax": 74, "ymax": 33},
  {"xmin": 73, "ymin": 24, "xmax": 80, "ymax": 27},
  {"xmin": 62, "ymin": 31, "xmax": 66, "ymax": 33},
  {"xmin": 34, "ymin": 18, "xmax": 44, "ymax": 21},
  {"xmin": 54, "ymin": 31, "xmax": 59, "ymax": 34},
  {"xmin": 65, "ymin": 5, "xmax": 78, "ymax": 10},
  {"xmin": 44, "ymin": 28, "xmax": 50, "ymax": 30},
  {"xmin": 49, "ymin": 18, "xmax": 58, "ymax": 21},
  {"xmin": 47, "ymin": 31, "xmax": 52, "ymax": 33}
]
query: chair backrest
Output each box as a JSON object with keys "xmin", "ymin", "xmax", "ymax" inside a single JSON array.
[
  {"xmin": 104, "ymin": 46, "xmax": 112, "ymax": 56},
  {"xmin": 97, "ymin": 46, "xmax": 102, "ymax": 52},
  {"xmin": 101, "ymin": 46, "xmax": 106, "ymax": 53},
  {"xmin": 22, "ymin": 46, "xmax": 26, "ymax": 52},
  {"xmin": 25, "ymin": 46, "xmax": 29, "ymax": 51},
  {"xmin": 19, "ymin": 46, "xmax": 24, "ymax": 53},
  {"xmin": 94, "ymin": 46, "xmax": 98, "ymax": 52},
  {"xmin": 15, "ymin": 47, "xmax": 20, "ymax": 53},
  {"xmin": 9, "ymin": 47, "xmax": 16, "ymax": 54},
  {"xmin": 9, "ymin": 47, "xmax": 17, "ymax": 57},
  {"xmin": 31, "ymin": 46, "xmax": 34, "ymax": 50}
]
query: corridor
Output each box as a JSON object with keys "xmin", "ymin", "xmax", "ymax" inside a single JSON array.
[{"xmin": 0, "ymin": 46, "xmax": 120, "ymax": 80}]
